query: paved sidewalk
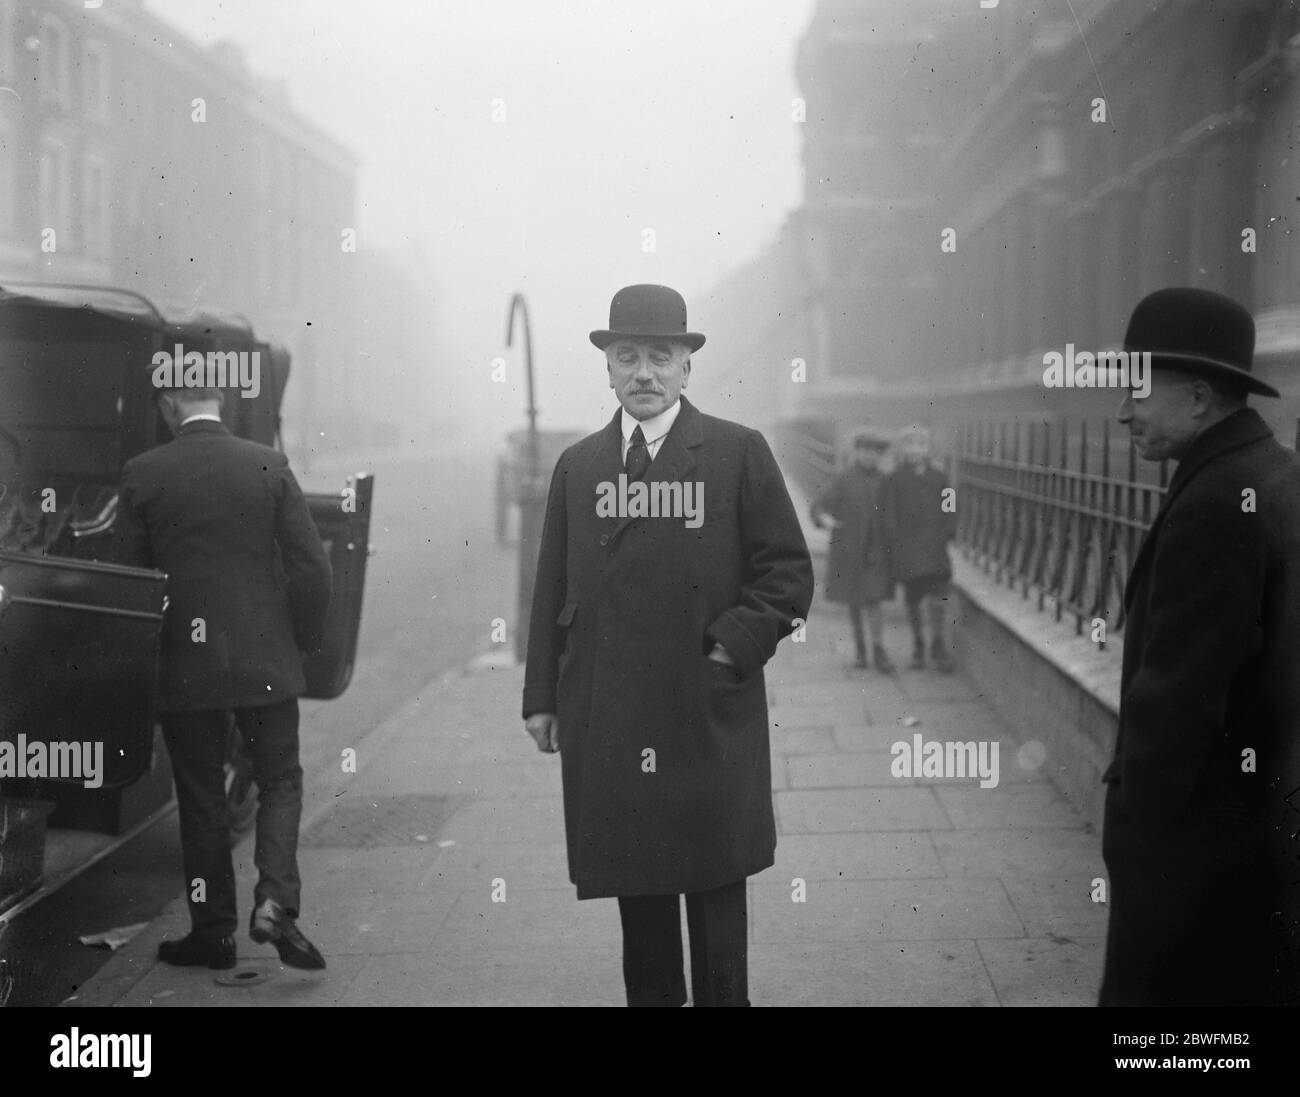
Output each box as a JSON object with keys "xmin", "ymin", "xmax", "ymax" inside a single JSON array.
[{"xmin": 73, "ymin": 593, "xmax": 1106, "ymax": 1007}]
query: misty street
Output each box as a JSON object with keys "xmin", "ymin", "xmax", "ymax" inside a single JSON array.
[{"xmin": 2, "ymin": 0, "xmax": 1298, "ymax": 1054}]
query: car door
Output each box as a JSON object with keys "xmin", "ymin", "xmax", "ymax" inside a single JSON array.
[
  {"xmin": 0, "ymin": 552, "xmax": 166, "ymax": 790},
  {"xmin": 301, "ymin": 473, "xmax": 375, "ymax": 699}
]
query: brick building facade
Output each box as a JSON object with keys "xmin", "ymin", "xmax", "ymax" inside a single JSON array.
[
  {"xmin": 718, "ymin": 0, "xmax": 1300, "ymax": 440},
  {"xmin": 0, "ymin": 0, "xmax": 366, "ymax": 451}
]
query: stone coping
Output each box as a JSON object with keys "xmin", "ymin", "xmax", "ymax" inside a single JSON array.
[{"xmin": 951, "ymin": 555, "xmax": 1121, "ymax": 717}]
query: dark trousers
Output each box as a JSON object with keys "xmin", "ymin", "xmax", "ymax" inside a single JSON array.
[
  {"xmin": 848, "ymin": 604, "xmax": 866, "ymax": 659},
  {"xmin": 161, "ymin": 698, "xmax": 304, "ymax": 940},
  {"xmin": 616, "ymin": 880, "xmax": 749, "ymax": 1007},
  {"xmin": 902, "ymin": 574, "xmax": 950, "ymax": 646}
]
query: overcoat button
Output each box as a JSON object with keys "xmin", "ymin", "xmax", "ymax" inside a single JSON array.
[{"xmin": 599, "ymin": 533, "xmax": 609, "ymax": 545}]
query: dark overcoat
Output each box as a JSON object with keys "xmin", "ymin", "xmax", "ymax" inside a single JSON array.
[
  {"xmin": 522, "ymin": 397, "xmax": 814, "ymax": 899},
  {"xmin": 114, "ymin": 420, "xmax": 332, "ymax": 713},
  {"xmin": 1100, "ymin": 408, "xmax": 1300, "ymax": 1006},
  {"xmin": 881, "ymin": 463, "xmax": 957, "ymax": 582},
  {"xmin": 811, "ymin": 466, "xmax": 892, "ymax": 604}
]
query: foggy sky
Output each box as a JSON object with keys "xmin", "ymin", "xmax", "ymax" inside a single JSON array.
[{"xmin": 148, "ymin": 0, "xmax": 816, "ymax": 436}]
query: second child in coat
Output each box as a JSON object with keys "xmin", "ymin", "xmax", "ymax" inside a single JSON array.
[{"xmin": 883, "ymin": 425, "xmax": 957, "ymax": 672}]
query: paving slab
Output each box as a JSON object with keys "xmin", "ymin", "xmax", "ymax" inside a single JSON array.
[
  {"xmin": 750, "ymin": 879, "xmax": 1025, "ymax": 942},
  {"xmin": 931, "ymin": 829, "xmax": 1103, "ymax": 877},
  {"xmin": 785, "ymin": 751, "xmax": 901, "ymax": 788},
  {"xmin": 999, "ymin": 875, "xmax": 1110, "ymax": 939},
  {"xmin": 935, "ymin": 785, "xmax": 1084, "ymax": 830},
  {"xmin": 776, "ymin": 787, "xmax": 952, "ymax": 833},
  {"xmin": 338, "ymin": 944, "xmax": 624, "ymax": 1007},
  {"xmin": 114, "ymin": 954, "xmax": 369, "ymax": 1008},
  {"xmin": 977, "ymin": 937, "xmax": 1105, "ymax": 1006},
  {"xmin": 769, "ymin": 833, "xmax": 944, "ymax": 880},
  {"xmin": 751, "ymin": 939, "xmax": 998, "ymax": 1007},
  {"xmin": 767, "ymin": 727, "xmax": 839, "ymax": 755}
]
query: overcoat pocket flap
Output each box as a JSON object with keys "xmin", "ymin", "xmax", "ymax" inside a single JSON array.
[{"xmin": 556, "ymin": 602, "xmax": 578, "ymax": 628}]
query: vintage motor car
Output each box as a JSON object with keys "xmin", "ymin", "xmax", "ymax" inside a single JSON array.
[{"xmin": 0, "ymin": 281, "xmax": 374, "ymax": 918}]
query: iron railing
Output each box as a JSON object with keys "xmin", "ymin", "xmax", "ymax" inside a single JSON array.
[
  {"xmin": 775, "ymin": 424, "xmax": 837, "ymax": 501},
  {"xmin": 953, "ymin": 416, "xmax": 1167, "ymax": 644},
  {"xmin": 953, "ymin": 415, "xmax": 1300, "ymax": 645}
]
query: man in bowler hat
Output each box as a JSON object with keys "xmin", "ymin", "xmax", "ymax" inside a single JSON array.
[
  {"xmin": 522, "ymin": 284, "xmax": 813, "ymax": 1005},
  {"xmin": 115, "ymin": 382, "xmax": 332, "ymax": 971},
  {"xmin": 1100, "ymin": 287, "xmax": 1300, "ymax": 1005}
]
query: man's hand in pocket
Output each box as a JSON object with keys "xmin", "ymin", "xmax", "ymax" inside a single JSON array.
[{"xmin": 525, "ymin": 713, "xmax": 560, "ymax": 753}]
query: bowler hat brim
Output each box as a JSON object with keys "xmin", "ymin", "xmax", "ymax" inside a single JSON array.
[
  {"xmin": 591, "ymin": 329, "xmax": 705, "ymax": 352},
  {"xmin": 1144, "ymin": 351, "xmax": 1280, "ymax": 398}
]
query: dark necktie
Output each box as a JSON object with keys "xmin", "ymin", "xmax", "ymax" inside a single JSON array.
[{"xmin": 626, "ymin": 425, "xmax": 650, "ymax": 481}]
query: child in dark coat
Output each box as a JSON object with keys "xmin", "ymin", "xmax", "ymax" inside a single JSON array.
[
  {"xmin": 811, "ymin": 429, "xmax": 894, "ymax": 671},
  {"xmin": 882, "ymin": 425, "xmax": 957, "ymax": 672}
]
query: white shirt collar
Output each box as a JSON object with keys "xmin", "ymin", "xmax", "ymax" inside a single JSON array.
[
  {"xmin": 179, "ymin": 413, "xmax": 223, "ymax": 427},
  {"xmin": 620, "ymin": 398, "xmax": 681, "ymax": 447}
]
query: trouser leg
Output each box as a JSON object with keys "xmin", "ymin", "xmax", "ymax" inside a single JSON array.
[
  {"xmin": 685, "ymin": 879, "xmax": 749, "ymax": 1007},
  {"xmin": 904, "ymin": 584, "xmax": 926, "ymax": 649},
  {"xmin": 160, "ymin": 710, "xmax": 238, "ymax": 939},
  {"xmin": 926, "ymin": 587, "xmax": 949, "ymax": 645},
  {"xmin": 617, "ymin": 893, "xmax": 686, "ymax": 1006},
  {"xmin": 864, "ymin": 602, "xmax": 885, "ymax": 645},
  {"xmin": 848, "ymin": 603, "xmax": 866, "ymax": 660},
  {"xmin": 235, "ymin": 698, "xmax": 304, "ymax": 916}
]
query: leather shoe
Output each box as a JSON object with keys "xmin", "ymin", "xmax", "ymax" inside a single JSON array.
[
  {"xmin": 157, "ymin": 932, "xmax": 236, "ymax": 970},
  {"xmin": 249, "ymin": 899, "xmax": 326, "ymax": 970}
]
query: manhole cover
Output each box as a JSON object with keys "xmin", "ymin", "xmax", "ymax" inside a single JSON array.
[
  {"xmin": 215, "ymin": 967, "xmax": 272, "ymax": 988},
  {"xmin": 300, "ymin": 794, "xmax": 465, "ymax": 848}
]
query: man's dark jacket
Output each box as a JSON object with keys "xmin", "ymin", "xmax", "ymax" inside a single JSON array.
[
  {"xmin": 114, "ymin": 419, "xmax": 332, "ymax": 713},
  {"xmin": 1100, "ymin": 408, "xmax": 1300, "ymax": 1005},
  {"xmin": 522, "ymin": 397, "xmax": 814, "ymax": 899}
]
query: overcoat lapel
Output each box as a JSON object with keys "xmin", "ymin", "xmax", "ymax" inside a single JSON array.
[
  {"xmin": 584, "ymin": 409, "xmax": 625, "ymax": 495},
  {"xmin": 1122, "ymin": 409, "xmax": 1272, "ymax": 609}
]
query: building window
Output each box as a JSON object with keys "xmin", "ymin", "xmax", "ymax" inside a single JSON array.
[
  {"xmin": 38, "ymin": 137, "xmax": 72, "ymax": 248},
  {"xmin": 83, "ymin": 40, "xmax": 111, "ymax": 123},
  {"xmin": 82, "ymin": 156, "xmax": 111, "ymax": 259},
  {"xmin": 37, "ymin": 15, "xmax": 72, "ymax": 107}
]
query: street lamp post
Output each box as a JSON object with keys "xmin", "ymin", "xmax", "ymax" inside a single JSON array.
[{"xmin": 507, "ymin": 293, "xmax": 544, "ymax": 665}]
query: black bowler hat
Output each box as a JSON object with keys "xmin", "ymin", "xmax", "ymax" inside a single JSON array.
[
  {"xmin": 1123, "ymin": 287, "xmax": 1278, "ymax": 397},
  {"xmin": 589, "ymin": 284, "xmax": 705, "ymax": 352}
]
